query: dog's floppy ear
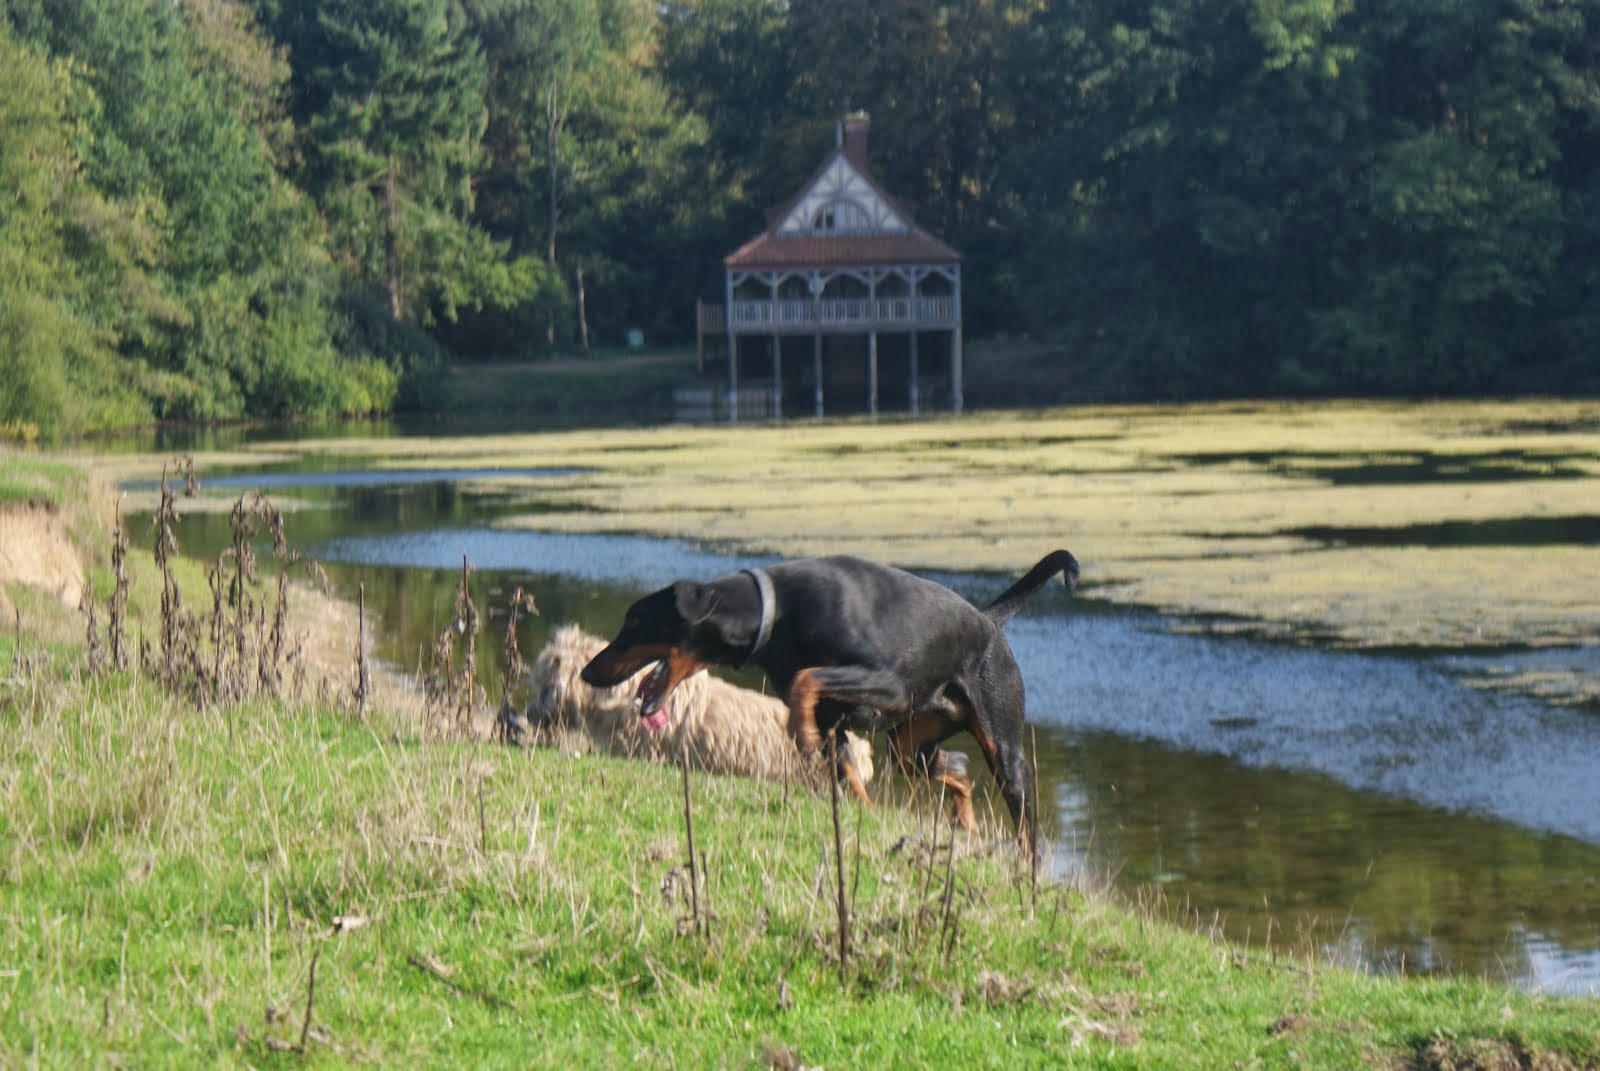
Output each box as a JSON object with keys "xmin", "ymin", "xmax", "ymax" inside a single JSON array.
[{"xmin": 672, "ymin": 581, "xmax": 722, "ymax": 626}]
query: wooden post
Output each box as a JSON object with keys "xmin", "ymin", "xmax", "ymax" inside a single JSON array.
[
  {"xmin": 813, "ymin": 334, "xmax": 824, "ymax": 418},
  {"xmin": 951, "ymin": 327, "xmax": 964, "ymax": 414},
  {"xmin": 909, "ymin": 331, "xmax": 920, "ymax": 416},
  {"xmin": 868, "ymin": 331, "xmax": 879, "ymax": 417},
  {"xmin": 764, "ymin": 334, "xmax": 777, "ymax": 416},
  {"xmin": 695, "ymin": 298, "xmax": 705, "ymax": 372},
  {"xmin": 772, "ymin": 336, "xmax": 783, "ymax": 420}
]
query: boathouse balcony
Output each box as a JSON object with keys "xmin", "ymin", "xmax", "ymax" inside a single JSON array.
[{"xmin": 716, "ymin": 295, "xmax": 959, "ymax": 333}]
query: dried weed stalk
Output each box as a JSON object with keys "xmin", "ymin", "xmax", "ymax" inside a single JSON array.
[
  {"xmin": 423, "ymin": 556, "xmax": 484, "ymax": 731},
  {"xmin": 681, "ymin": 749, "xmax": 703, "ymax": 937},
  {"xmin": 353, "ymin": 583, "xmax": 371, "ymax": 715},
  {"xmin": 493, "ymin": 585, "xmax": 538, "ymax": 743},
  {"xmin": 81, "ymin": 588, "xmax": 105, "ymax": 677},
  {"xmin": 829, "ymin": 734, "xmax": 851, "ymax": 983},
  {"xmin": 151, "ymin": 458, "xmax": 190, "ymax": 685},
  {"xmin": 108, "ymin": 494, "xmax": 129, "ymax": 670},
  {"xmin": 135, "ymin": 460, "xmax": 326, "ymax": 709}
]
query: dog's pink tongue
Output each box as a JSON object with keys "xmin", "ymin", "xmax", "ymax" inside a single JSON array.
[{"xmin": 642, "ymin": 707, "xmax": 670, "ymax": 733}]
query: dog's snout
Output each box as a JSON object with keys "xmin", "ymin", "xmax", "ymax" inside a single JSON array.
[
  {"xmin": 580, "ymin": 647, "xmax": 634, "ymax": 687},
  {"xmin": 578, "ymin": 655, "xmax": 607, "ymax": 686}
]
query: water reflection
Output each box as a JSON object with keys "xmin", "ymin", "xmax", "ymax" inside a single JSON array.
[
  {"xmin": 315, "ymin": 529, "xmax": 776, "ymax": 586},
  {"xmin": 126, "ymin": 470, "xmax": 1600, "ymax": 995},
  {"xmin": 1035, "ymin": 726, "xmax": 1600, "ymax": 994}
]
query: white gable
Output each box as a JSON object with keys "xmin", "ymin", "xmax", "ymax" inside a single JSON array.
[{"xmin": 774, "ymin": 156, "xmax": 910, "ymax": 236}]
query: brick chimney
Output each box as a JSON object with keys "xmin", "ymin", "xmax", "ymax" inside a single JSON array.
[{"xmin": 840, "ymin": 111, "xmax": 870, "ymax": 171}]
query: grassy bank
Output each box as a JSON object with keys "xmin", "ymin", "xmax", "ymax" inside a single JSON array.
[
  {"xmin": 5, "ymin": 448, "xmax": 1599, "ymax": 1067},
  {"xmin": 435, "ymin": 354, "xmax": 702, "ymax": 425},
  {"xmin": 425, "ymin": 340, "xmax": 1082, "ymax": 424},
  {"xmin": 6, "ymin": 670, "xmax": 1600, "ymax": 1068}
]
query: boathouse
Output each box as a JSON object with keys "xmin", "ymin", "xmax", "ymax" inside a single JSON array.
[{"xmin": 699, "ymin": 114, "xmax": 962, "ymax": 420}]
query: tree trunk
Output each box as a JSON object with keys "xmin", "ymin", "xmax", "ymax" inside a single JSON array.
[
  {"xmin": 385, "ymin": 153, "xmax": 402, "ymax": 321},
  {"xmin": 545, "ymin": 82, "xmax": 560, "ymax": 346},
  {"xmin": 576, "ymin": 267, "xmax": 589, "ymax": 353}
]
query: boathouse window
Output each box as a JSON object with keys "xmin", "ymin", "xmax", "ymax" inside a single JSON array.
[{"xmin": 812, "ymin": 199, "xmax": 867, "ymax": 233}]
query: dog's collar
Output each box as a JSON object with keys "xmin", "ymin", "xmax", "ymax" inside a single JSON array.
[{"xmin": 741, "ymin": 567, "xmax": 776, "ymax": 665}]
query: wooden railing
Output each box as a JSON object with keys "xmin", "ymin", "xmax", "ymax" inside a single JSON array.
[{"xmin": 699, "ymin": 297, "xmax": 958, "ymax": 334}]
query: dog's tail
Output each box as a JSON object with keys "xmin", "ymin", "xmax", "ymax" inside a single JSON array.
[{"xmin": 983, "ymin": 549, "xmax": 1079, "ymax": 626}]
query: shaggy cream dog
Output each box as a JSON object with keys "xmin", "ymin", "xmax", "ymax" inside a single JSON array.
[{"xmin": 525, "ymin": 623, "xmax": 873, "ymax": 789}]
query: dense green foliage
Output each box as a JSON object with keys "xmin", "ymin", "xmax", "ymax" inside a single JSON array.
[
  {"xmin": 3, "ymin": 0, "xmax": 1598, "ymax": 437},
  {"xmin": 1003, "ymin": 0, "xmax": 1600, "ymax": 397}
]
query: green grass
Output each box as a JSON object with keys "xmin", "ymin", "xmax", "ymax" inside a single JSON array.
[
  {"xmin": 4, "ymin": 670, "xmax": 1599, "ymax": 1069},
  {"xmin": 0, "ymin": 451, "xmax": 80, "ymax": 508}
]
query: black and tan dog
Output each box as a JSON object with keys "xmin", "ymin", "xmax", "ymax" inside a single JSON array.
[{"xmin": 581, "ymin": 550, "xmax": 1078, "ymax": 857}]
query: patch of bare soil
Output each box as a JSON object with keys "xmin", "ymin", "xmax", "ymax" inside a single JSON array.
[
  {"xmin": 1413, "ymin": 1034, "xmax": 1595, "ymax": 1071},
  {"xmin": 0, "ymin": 502, "xmax": 84, "ymax": 611}
]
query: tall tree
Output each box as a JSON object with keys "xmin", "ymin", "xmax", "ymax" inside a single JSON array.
[
  {"xmin": 0, "ymin": 25, "xmax": 127, "ymax": 437},
  {"xmin": 270, "ymin": 0, "xmax": 543, "ymax": 343},
  {"xmin": 3, "ymin": 0, "xmax": 372, "ymax": 423},
  {"xmin": 659, "ymin": 0, "xmax": 791, "ymax": 207},
  {"xmin": 780, "ymin": 0, "xmax": 1033, "ymax": 332},
  {"xmin": 1002, "ymin": 0, "xmax": 1598, "ymax": 396},
  {"xmin": 1306, "ymin": 0, "xmax": 1576, "ymax": 391},
  {"xmin": 467, "ymin": 0, "xmax": 703, "ymax": 350},
  {"xmin": 286, "ymin": 0, "xmax": 487, "ymax": 322},
  {"xmin": 656, "ymin": 0, "xmax": 797, "ymax": 308},
  {"xmin": 468, "ymin": 0, "xmax": 601, "ymax": 345}
]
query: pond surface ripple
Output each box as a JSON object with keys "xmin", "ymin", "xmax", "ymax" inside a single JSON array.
[{"xmin": 1007, "ymin": 615, "xmax": 1600, "ymax": 846}]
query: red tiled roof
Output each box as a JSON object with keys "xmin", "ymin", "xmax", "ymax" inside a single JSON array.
[{"xmin": 724, "ymin": 229, "xmax": 960, "ymax": 270}]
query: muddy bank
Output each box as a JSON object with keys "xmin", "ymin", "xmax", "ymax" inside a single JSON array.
[
  {"xmin": 280, "ymin": 579, "xmax": 424, "ymax": 717},
  {"xmin": 0, "ymin": 491, "xmax": 420, "ymax": 714},
  {"xmin": 0, "ymin": 502, "xmax": 86, "ymax": 615}
]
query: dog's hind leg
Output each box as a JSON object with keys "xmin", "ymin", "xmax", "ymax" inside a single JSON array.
[{"xmin": 888, "ymin": 716, "xmax": 979, "ymax": 834}]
